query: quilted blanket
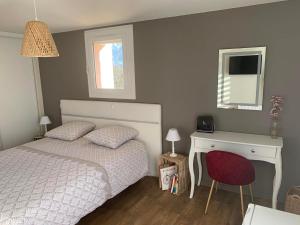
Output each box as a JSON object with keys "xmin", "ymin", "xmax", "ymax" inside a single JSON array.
[{"xmin": 0, "ymin": 146, "xmax": 111, "ymax": 225}]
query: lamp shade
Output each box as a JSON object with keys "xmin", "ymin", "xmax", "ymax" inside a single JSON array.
[
  {"xmin": 166, "ymin": 128, "xmax": 181, "ymax": 142},
  {"xmin": 40, "ymin": 116, "xmax": 51, "ymax": 125},
  {"xmin": 21, "ymin": 21, "xmax": 59, "ymax": 57}
]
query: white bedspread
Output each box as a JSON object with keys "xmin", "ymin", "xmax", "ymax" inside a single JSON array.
[
  {"xmin": 0, "ymin": 146, "xmax": 110, "ymax": 225},
  {"xmin": 0, "ymin": 138, "xmax": 148, "ymax": 225},
  {"xmin": 24, "ymin": 138, "xmax": 148, "ymax": 197}
]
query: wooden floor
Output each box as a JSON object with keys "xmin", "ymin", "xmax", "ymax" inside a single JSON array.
[{"xmin": 77, "ymin": 177, "xmax": 270, "ymax": 225}]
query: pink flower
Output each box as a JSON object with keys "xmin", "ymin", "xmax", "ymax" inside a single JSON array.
[{"xmin": 270, "ymin": 96, "xmax": 283, "ymax": 120}]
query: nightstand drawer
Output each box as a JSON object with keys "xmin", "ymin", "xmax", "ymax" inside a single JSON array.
[{"xmin": 194, "ymin": 138, "xmax": 277, "ymax": 159}]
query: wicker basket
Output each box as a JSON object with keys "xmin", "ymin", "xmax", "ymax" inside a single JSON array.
[{"xmin": 285, "ymin": 186, "xmax": 300, "ymax": 215}]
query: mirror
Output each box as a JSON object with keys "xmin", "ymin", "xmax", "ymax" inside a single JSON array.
[{"xmin": 217, "ymin": 47, "xmax": 266, "ymax": 111}]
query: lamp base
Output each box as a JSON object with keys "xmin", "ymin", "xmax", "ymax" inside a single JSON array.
[{"xmin": 170, "ymin": 152, "xmax": 177, "ymax": 157}]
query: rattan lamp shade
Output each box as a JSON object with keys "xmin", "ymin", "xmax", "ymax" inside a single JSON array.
[{"xmin": 21, "ymin": 21, "xmax": 59, "ymax": 57}]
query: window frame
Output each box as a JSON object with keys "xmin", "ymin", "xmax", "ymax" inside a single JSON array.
[{"xmin": 84, "ymin": 25, "xmax": 136, "ymax": 99}]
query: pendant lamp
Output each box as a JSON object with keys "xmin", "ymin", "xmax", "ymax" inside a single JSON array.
[{"xmin": 21, "ymin": 0, "xmax": 59, "ymax": 57}]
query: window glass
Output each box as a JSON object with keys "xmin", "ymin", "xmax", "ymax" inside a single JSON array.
[{"xmin": 93, "ymin": 40, "xmax": 124, "ymax": 89}]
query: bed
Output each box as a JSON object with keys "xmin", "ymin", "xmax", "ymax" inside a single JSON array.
[{"xmin": 0, "ymin": 100, "xmax": 162, "ymax": 225}]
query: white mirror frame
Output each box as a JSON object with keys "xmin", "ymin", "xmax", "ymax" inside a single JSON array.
[
  {"xmin": 84, "ymin": 25, "xmax": 136, "ymax": 99},
  {"xmin": 217, "ymin": 47, "xmax": 266, "ymax": 111}
]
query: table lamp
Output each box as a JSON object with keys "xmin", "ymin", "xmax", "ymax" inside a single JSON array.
[
  {"xmin": 40, "ymin": 116, "xmax": 51, "ymax": 134},
  {"xmin": 166, "ymin": 128, "xmax": 181, "ymax": 157}
]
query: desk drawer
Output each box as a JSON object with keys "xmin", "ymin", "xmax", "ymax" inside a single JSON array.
[{"xmin": 194, "ymin": 139, "xmax": 277, "ymax": 159}]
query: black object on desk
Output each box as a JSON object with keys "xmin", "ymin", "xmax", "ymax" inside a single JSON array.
[{"xmin": 197, "ymin": 115, "xmax": 215, "ymax": 133}]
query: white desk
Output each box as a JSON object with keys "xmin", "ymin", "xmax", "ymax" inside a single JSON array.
[
  {"xmin": 242, "ymin": 204, "xmax": 300, "ymax": 225},
  {"xmin": 188, "ymin": 131, "xmax": 283, "ymax": 208}
]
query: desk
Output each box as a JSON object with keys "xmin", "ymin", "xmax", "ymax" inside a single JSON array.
[
  {"xmin": 188, "ymin": 131, "xmax": 283, "ymax": 209},
  {"xmin": 242, "ymin": 204, "xmax": 300, "ymax": 225}
]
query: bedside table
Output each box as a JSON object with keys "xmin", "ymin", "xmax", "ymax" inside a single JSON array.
[
  {"xmin": 159, "ymin": 152, "xmax": 190, "ymax": 195},
  {"xmin": 33, "ymin": 135, "xmax": 44, "ymax": 141}
]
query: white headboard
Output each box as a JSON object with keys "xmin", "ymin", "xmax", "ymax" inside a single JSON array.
[{"xmin": 60, "ymin": 99, "xmax": 162, "ymax": 176}]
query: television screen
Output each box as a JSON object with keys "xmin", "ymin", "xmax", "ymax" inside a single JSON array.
[{"xmin": 229, "ymin": 55, "xmax": 261, "ymax": 75}]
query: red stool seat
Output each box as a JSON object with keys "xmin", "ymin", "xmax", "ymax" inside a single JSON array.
[{"xmin": 206, "ymin": 150, "xmax": 255, "ymax": 185}]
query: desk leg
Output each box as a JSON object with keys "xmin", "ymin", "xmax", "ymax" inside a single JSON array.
[
  {"xmin": 272, "ymin": 154, "xmax": 282, "ymax": 209},
  {"xmin": 189, "ymin": 148, "xmax": 195, "ymax": 199},
  {"xmin": 197, "ymin": 152, "xmax": 202, "ymax": 186}
]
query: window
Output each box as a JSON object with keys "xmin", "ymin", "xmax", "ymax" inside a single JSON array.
[{"xmin": 84, "ymin": 25, "xmax": 135, "ymax": 99}]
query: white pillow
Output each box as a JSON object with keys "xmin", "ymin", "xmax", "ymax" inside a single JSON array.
[
  {"xmin": 85, "ymin": 125, "xmax": 138, "ymax": 149},
  {"xmin": 45, "ymin": 121, "xmax": 96, "ymax": 141}
]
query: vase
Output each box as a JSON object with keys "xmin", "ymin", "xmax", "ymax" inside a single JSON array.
[{"xmin": 270, "ymin": 120, "xmax": 279, "ymax": 139}]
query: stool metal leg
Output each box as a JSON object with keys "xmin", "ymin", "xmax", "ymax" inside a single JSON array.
[
  {"xmin": 240, "ymin": 186, "xmax": 245, "ymax": 217},
  {"xmin": 205, "ymin": 180, "xmax": 215, "ymax": 214},
  {"xmin": 249, "ymin": 184, "xmax": 254, "ymax": 202}
]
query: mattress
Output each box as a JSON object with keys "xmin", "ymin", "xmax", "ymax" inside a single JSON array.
[{"xmin": 24, "ymin": 137, "xmax": 148, "ymax": 197}]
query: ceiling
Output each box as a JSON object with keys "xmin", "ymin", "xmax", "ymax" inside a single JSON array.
[{"xmin": 0, "ymin": 0, "xmax": 285, "ymax": 34}]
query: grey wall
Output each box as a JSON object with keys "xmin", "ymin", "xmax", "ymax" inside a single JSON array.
[{"xmin": 39, "ymin": 0, "xmax": 300, "ymax": 202}]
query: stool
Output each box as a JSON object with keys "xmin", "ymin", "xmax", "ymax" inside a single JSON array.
[{"xmin": 204, "ymin": 150, "xmax": 255, "ymax": 216}]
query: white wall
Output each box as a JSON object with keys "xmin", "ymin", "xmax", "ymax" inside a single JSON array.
[{"xmin": 0, "ymin": 33, "xmax": 42, "ymax": 149}]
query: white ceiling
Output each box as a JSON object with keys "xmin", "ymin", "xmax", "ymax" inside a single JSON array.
[{"xmin": 0, "ymin": 0, "xmax": 285, "ymax": 34}]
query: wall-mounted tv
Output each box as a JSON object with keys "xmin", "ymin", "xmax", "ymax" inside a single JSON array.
[{"xmin": 229, "ymin": 55, "xmax": 261, "ymax": 75}]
